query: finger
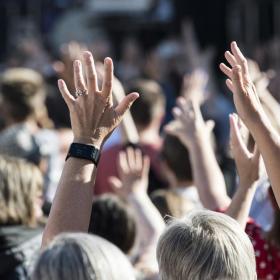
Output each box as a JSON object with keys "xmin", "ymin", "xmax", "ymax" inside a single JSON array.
[
  {"xmin": 231, "ymin": 41, "xmax": 250, "ymax": 81},
  {"xmin": 83, "ymin": 51, "xmax": 99, "ymax": 93},
  {"xmin": 118, "ymin": 151, "xmax": 129, "ymax": 175},
  {"xmin": 126, "ymin": 147, "xmax": 136, "ymax": 171},
  {"xmin": 219, "ymin": 63, "xmax": 232, "ymax": 79},
  {"xmin": 225, "ymin": 51, "xmax": 238, "ymax": 67},
  {"xmin": 102, "ymin": 57, "xmax": 113, "ymax": 102},
  {"xmin": 191, "ymin": 100, "xmax": 203, "ymax": 120},
  {"xmin": 226, "ymin": 79, "xmax": 234, "ymax": 93},
  {"xmin": 206, "ymin": 120, "xmax": 215, "ymax": 132},
  {"xmin": 135, "ymin": 149, "xmax": 143, "ymax": 171},
  {"xmin": 232, "ymin": 66, "xmax": 244, "ymax": 94},
  {"xmin": 73, "ymin": 60, "xmax": 87, "ymax": 93},
  {"xmin": 172, "ymin": 107, "xmax": 183, "ymax": 121},
  {"xmin": 58, "ymin": 79, "xmax": 75, "ymax": 107},
  {"xmin": 115, "ymin": 92, "xmax": 139, "ymax": 117},
  {"xmin": 176, "ymin": 97, "xmax": 187, "ymax": 113},
  {"xmin": 142, "ymin": 155, "xmax": 150, "ymax": 177}
]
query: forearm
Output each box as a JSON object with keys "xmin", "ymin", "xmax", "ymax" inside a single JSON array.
[
  {"xmin": 189, "ymin": 135, "xmax": 230, "ymax": 210},
  {"xmin": 226, "ymin": 182, "xmax": 257, "ymax": 230},
  {"xmin": 128, "ymin": 193, "xmax": 164, "ymax": 273},
  {"xmin": 42, "ymin": 158, "xmax": 96, "ymax": 247},
  {"xmin": 128, "ymin": 193, "xmax": 165, "ymax": 242},
  {"xmin": 248, "ymin": 113, "xmax": 280, "ymax": 206}
]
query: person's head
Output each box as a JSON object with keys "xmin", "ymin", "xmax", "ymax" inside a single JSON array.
[
  {"xmin": 0, "ymin": 67, "xmax": 52, "ymax": 128},
  {"xmin": 88, "ymin": 194, "xmax": 136, "ymax": 254},
  {"xmin": 157, "ymin": 209, "xmax": 256, "ymax": 280},
  {"xmin": 160, "ymin": 134, "xmax": 192, "ymax": 186},
  {"xmin": 32, "ymin": 233, "xmax": 136, "ymax": 280},
  {"xmin": 0, "ymin": 155, "xmax": 43, "ymax": 227},
  {"xmin": 151, "ymin": 189, "xmax": 195, "ymax": 221},
  {"xmin": 128, "ymin": 79, "xmax": 165, "ymax": 131}
]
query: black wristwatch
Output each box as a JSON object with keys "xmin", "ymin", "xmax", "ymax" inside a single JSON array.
[{"xmin": 66, "ymin": 143, "xmax": 101, "ymax": 166}]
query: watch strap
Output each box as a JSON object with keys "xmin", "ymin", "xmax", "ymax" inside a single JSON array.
[{"xmin": 66, "ymin": 143, "xmax": 101, "ymax": 166}]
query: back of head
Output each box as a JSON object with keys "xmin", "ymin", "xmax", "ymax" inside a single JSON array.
[
  {"xmin": 161, "ymin": 134, "xmax": 192, "ymax": 183},
  {"xmin": 32, "ymin": 233, "xmax": 136, "ymax": 280},
  {"xmin": 0, "ymin": 155, "xmax": 43, "ymax": 227},
  {"xmin": 128, "ymin": 79, "xmax": 165, "ymax": 129},
  {"xmin": 157, "ymin": 209, "xmax": 256, "ymax": 280},
  {"xmin": 88, "ymin": 194, "xmax": 136, "ymax": 254},
  {"xmin": 0, "ymin": 68, "xmax": 50, "ymax": 126}
]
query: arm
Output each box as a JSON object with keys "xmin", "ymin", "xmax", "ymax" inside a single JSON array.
[
  {"xmin": 165, "ymin": 98, "xmax": 230, "ymax": 210},
  {"xmin": 42, "ymin": 52, "xmax": 139, "ymax": 247},
  {"xmin": 109, "ymin": 147, "xmax": 165, "ymax": 272},
  {"xmin": 225, "ymin": 114, "xmax": 260, "ymax": 229},
  {"xmin": 220, "ymin": 41, "xmax": 280, "ymax": 206}
]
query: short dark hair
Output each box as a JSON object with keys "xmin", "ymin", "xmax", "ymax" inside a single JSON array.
[
  {"xmin": 128, "ymin": 79, "xmax": 165, "ymax": 127},
  {"xmin": 161, "ymin": 134, "xmax": 193, "ymax": 182},
  {"xmin": 88, "ymin": 194, "xmax": 136, "ymax": 254}
]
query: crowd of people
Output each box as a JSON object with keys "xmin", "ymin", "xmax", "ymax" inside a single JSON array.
[{"xmin": 1, "ymin": 5, "xmax": 280, "ymax": 279}]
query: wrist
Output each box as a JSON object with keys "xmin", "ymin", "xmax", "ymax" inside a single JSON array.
[
  {"xmin": 239, "ymin": 180, "xmax": 258, "ymax": 191},
  {"xmin": 73, "ymin": 136, "xmax": 103, "ymax": 149}
]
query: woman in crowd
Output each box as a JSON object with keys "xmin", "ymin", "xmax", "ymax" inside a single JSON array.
[{"xmin": 0, "ymin": 156, "xmax": 44, "ymax": 280}]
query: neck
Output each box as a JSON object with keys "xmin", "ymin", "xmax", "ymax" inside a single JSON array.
[{"xmin": 137, "ymin": 126, "xmax": 161, "ymax": 146}]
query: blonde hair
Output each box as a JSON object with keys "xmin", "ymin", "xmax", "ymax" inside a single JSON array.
[
  {"xmin": 32, "ymin": 233, "xmax": 136, "ymax": 280},
  {"xmin": 0, "ymin": 155, "xmax": 43, "ymax": 226},
  {"xmin": 157, "ymin": 209, "xmax": 256, "ymax": 280}
]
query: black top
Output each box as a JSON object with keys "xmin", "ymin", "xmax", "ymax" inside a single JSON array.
[{"xmin": 0, "ymin": 225, "xmax": 42, "ymax": 280}]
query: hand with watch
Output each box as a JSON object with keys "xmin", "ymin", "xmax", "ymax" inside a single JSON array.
[
  {"xmin": 42, "ymin": 51, "xmax": 139, "ymax": 247},
  {"xmin": 58, "ymin": 53, "xmax": 139, "ymax": 165}
]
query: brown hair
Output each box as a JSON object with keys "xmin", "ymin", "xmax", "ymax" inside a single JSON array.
[
  {"xmin": 161, "ymin": 134, "xmax": 193, "ymax": 182},
  {"xmin": 1, "ymin": 68, "xmax": 53, "ymax": 128},
  {"xmin": 128, "ymin": 79, "xmax": 165, "ymax": 127},
  {"xmin": 88, "ymin": 194, "xmax": 136, "ymax": 254},
  {"xmin": 0, "ymin": 155, "xmax": 43, "ymax": 226}
]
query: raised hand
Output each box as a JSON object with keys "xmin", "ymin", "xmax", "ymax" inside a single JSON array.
[
  {"xmin": 219, "ymin": 42, "xmax": 264, "ymax": 125},
  {"xmin": 165, "ymin": 97, "xmax": 214, "ymax": 148},
  {"xmin": 229, "ymin": 113, "xmax": 260, "ymax": 187},
  {"xmin": 109, "ymin": 147, "xmax": 150, "ymax": 197},
  {"xmin": 58, "ymin": 51, "xmax": 139, "ymax": 148},
  {"xmin": 181, "ymin": 69, "xmax": 209, "ymax": 105}
]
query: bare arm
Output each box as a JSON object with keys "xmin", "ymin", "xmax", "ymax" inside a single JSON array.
[
  {"xmin": 109, "ymin": 147, "xmax": 165, "ymax": 273},
  {"xmin": 220, "ymin": 41, "xmax": 280, "ymax": 206},
  {"xmin": 165, "ymin": 98, "xmax": 230, "ymax": 210},
  {"xmin": 42, "ymin": 52, "xmax": 139, "ymax": 247},
  {"xmin": 225, "ymin": 114, "xmax": 260, "ymax": 229}
]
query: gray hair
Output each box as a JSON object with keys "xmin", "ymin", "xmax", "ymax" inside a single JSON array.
[
  {"xmin": 157, "ymin": 209, "xmax": 256, "ymax": 280},
  {"xmin": 31, "ymin": 233, "xmax": 136, "ymax": 280}
]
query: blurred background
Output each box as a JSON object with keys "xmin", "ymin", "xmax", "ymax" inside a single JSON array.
[{"xmin": 1, "ymin": 0, "xmax": 280, "ymax": 200}]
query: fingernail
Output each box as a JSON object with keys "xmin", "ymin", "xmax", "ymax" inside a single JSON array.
[
  {"xmin": 104, "ymin": 57, "xmax": 110, "ymax": 65},
  {"xmin": 74, "ymin": 60, "xmax": 80, "ymax": 67}
]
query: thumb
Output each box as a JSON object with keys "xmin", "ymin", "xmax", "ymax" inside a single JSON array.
[
  {"xmin": 206, "ymin": 120, "xmax": 215, "ymax": 133},
  {"xmin": 115, "ymin": 92, "xmax": 139, "ymax": 117},
  {"xmin": 108, "ymin": 176, "xmax": 123, "ymax": 192}
]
